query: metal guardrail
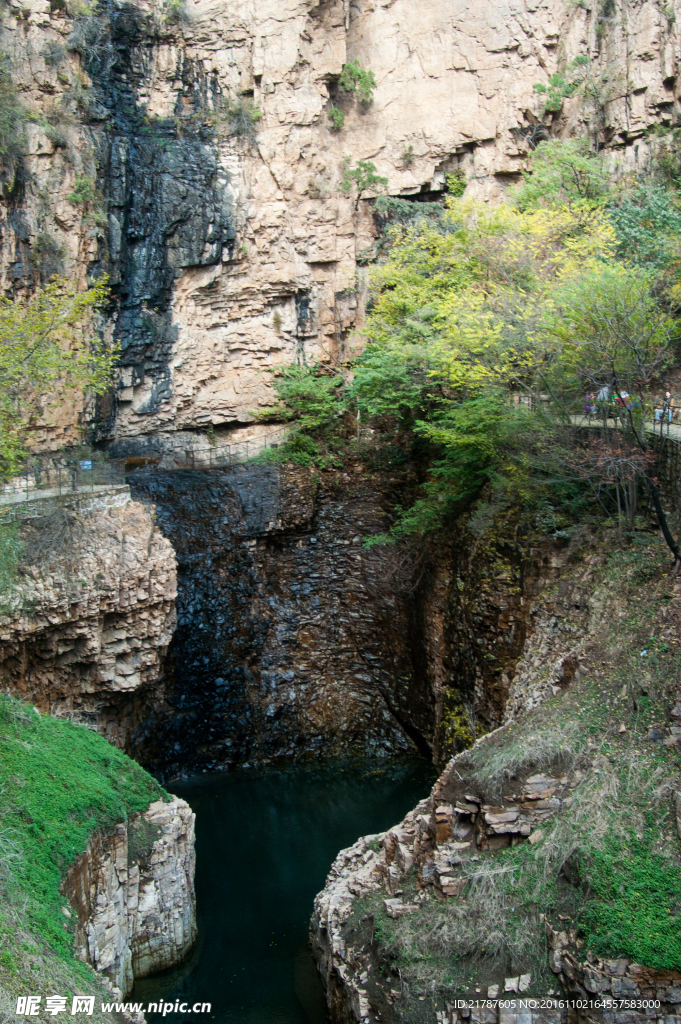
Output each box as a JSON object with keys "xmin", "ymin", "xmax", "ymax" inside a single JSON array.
[
  {"xmin": 136, "ymin": 427, "xmax": 290, "ymax": 471},
  {"xmin": 0, "ymin": 457, "xmax": 127, "ymax": 522},
  {"xmin": 0, "ymin": 428, "xmax": 289, "ymax": 521}
]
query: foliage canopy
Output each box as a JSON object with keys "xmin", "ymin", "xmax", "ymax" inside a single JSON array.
[
  {"xmin": 0, "ymin": 278, "xmax": 116, "ymax": 478},
  {"xmin": 266, "ymin": 139, "xmax": 681, "ymax": 561}
]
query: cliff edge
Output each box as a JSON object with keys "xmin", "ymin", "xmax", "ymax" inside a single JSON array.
[{"xmin": 312, "ymin": 533, "xmax": 681, "ymax": 1023}]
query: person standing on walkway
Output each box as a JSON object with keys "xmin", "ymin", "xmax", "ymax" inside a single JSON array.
[{"xmin": 656, "ymin": 391, "xmax": 675, "ymax": 435}]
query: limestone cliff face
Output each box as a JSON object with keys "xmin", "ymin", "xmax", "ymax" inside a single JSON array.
[
  {"xmin": 62, "ymin": 795, "xmax": 197, "ymax": 998},
  {"xmin": 0, "ymin": 494, "xmax": 177, "ymax": 750},
  {"xmin": 2, "ymin": 0, "xmax": 679, "ymax": 450}
]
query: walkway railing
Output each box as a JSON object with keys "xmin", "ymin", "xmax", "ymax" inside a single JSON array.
[
  {"xmin": 569, "ymin": 413, "xmax": 681, "ymax": 442},
  {"xmin": 0, "ymin": 457, "xmax": 127, "ymax": 522},
  {"xmin": 141, "ymin": 426, "xmax": 289, "ymax": 471}
]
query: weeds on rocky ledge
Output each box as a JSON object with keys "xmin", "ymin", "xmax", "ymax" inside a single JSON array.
[{"xmin": 356, "ymin": 536, "xmax": 681, "ymax": 996}]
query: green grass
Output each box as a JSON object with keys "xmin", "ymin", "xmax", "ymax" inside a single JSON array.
[
  {"xmin": 580, "ymin": 825, "xmax": 681, "ymax": 969},
  {"xmin": 0, "ymin": 694, "xmax": 167, "ymax": 1006}
]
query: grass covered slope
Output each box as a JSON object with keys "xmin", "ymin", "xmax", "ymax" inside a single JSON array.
[
  {"xmin": 337, "ymin": 534, "xmax": 681, "ymax": 1013},
  {"xmin": 0, "ymin": 695, "xmax": 167, "ymax": 1022}
]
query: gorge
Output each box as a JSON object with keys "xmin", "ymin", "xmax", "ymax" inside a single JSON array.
[{"xmin": 1, "ymin": 0, "xmax": 681, "ymax": 1020}]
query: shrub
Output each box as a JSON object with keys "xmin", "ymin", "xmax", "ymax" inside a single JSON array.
[
  {"xmin": 341, "ymin": 158, "xmax": 388, "ymax": 210},
  {"xmin": 29, "ymin": 232, "xmax": 66, "ymax": 283},
  {"xmin": 372, "ymin": 195, "xmax": 442, "ymax": 230},
  {"xmin": 223, "ymin": 97, "xmax": 261, "ymax": 140},
  {"xmin": 66, "ymin": 14, "xmax": 114, "ymax": 77},
  {"xmin": 0, "ymin": 278, "xmax": 115, "ymax": 478},
  {"xmin": 164, "ymin": 0, "xmax": 189, "ymax": 22},
  {"xmin": 339, "ymin": 60, "xmax": 377, "ymax": 104},
  {"xmin": 533, "ymin": 55, "xmax": 590, "ymax": 114},
  {"xmin": 67, "ymin": 174, "xmax": 97, "ymax": 206},
  {"xmin": 42, "ymin": 42, "xmax": 66, "ymax": 67},
  {"xmin": 328, "ymin": 106, "xmax": 345, "ymax": 131},
  {"xmin": 256, "ymin": 364, "xmax": 346, "ymax": 468},
  {"xmin": 511, "ymin": 139, "xmax": 608, "ymax": 209},
  {"xmin": 446, "ymin": 170, "xmax": 467, "ymax": 197}
]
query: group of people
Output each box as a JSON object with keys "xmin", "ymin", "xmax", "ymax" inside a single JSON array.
[{"xmin": 583, "ymin": 387, "xmax": 677, "ymax": 427}]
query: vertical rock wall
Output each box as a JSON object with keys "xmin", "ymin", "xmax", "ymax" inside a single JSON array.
[
  {"xmin": 62, "ymin": 795, "xmax": 197, "ymax": 998},
  {"xmin": 128, "ymin": 462, "xmax": 428, "ymax": 775},
  {"xmin": 122, "ymin": 463, "xmax": 584, "ymax": 776},
  {"xmin": 2, "ymin": 0, "xmax": 680, "ymax": 450},
  {"xmin": 0, "ymin": 496, "xmax": 177, "ymax": 751}
]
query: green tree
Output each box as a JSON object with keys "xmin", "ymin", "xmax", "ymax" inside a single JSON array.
[
  {"xmin": 338, "ymin": 61, "xmax": 377, "ymax": 103},
  {"xmin": 511, "ymin": 139, "xmax": 609, "ymax": 211},
  {"xmin": 67, "ymin": 174, "xmax": 98, "ymax": 207},
  {"xmin": 384, "ymin": 391, "xmax": 538, "ymax": 540},
  {"xmin": 533, "ymin": 55, "xmax": 590, "ymax": 114},
  {"xmin": 341, "ymin": 159, "xmax": 388, "ymax": 210},
  {"xmin": 544, "ymin": 268, "xmax": 681, "ymax": 563},
  {"xmin": 349, "ymin": 199, "xmax": 631, "ymax": 540},
  {"xmin": 609, "ymin": 183, "xmax": 681, "ymax": 272},
  {"xmin": 257, "ymin": 364, "xmax": 346, "ymax": 468},
  {"xmin": 0, "ymin": 278, "xmax": 116, "ymax": 478}
]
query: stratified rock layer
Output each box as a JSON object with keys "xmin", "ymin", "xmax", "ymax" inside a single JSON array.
[
  {"xmin": 2, "ymin": 0, "xmax": 680, "ymax": 448},
  {"xmin": 311, "ymin": 552, "xmax": 681, "ymax": 1024},
  {"xmin": 128, "ymin": 463, "xmax": 422, "ymax": 773},
  {"xmin": 62, "ymin": 795, "xmax": 197, "ymax": 998},
  {"xmin": 0, "ymin": 495, "xmax": 177, "ymax": 750}
]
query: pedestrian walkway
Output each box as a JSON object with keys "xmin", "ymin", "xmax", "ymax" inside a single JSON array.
[{"xmin": 569, "ymin": 414, "xmax": 681, "ymax": 442}]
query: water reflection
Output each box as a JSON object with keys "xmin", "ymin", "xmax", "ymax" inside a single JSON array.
[{"xmin": 134, "ymin": 760, "xmax": 435, "ymax": 1024}]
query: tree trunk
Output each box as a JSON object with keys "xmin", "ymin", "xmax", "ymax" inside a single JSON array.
[
  {"xmin": 616, "ymin": 480, "xmax": 623, "ymax": 543},
  {"xmin": 649, "ymin": 482, "xmax": 681, "ymax": 567}
]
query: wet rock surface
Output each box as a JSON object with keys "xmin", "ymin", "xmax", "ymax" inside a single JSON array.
[
  {"xmin": 86, "ymin": 3, "xmax": 237, "ymax": 417},
  {"xmin": 122, "ymin": 463, "xmax": 584, "ymax": 778},
  {"xmin": 128, "ymin": 463, "xmax": 429, "ymax": 776}
]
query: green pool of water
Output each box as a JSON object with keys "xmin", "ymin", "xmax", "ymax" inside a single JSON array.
[{"xmin": 133, "ymin": 760, "xmax": 435, "ymax": 1024}]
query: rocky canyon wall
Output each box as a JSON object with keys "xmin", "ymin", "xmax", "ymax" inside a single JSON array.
[
  {"xmin": 127, "ymin": 461, "xmax": 428, "ymax": 774},
  {"xmin": 120, "ymin": 460, "xmax": 584, "ymax": 776},
  {"xmin": 0, "ymin": 454, "xmax": 584, "ymax": 777},
  {"xmin": 310, "ymin": 535, "xmax": 681, "ymax": 1024},
  {"xmin": 0, "ymin": 493, "xmax": 177, "ymax": 750},
  {"xmin": 2, "ymin": 0, "xmax": 680, "ymax": 451},
  {"xmin": 62, "ymin": 794, "xmax": 197, "ymax": 998}
]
